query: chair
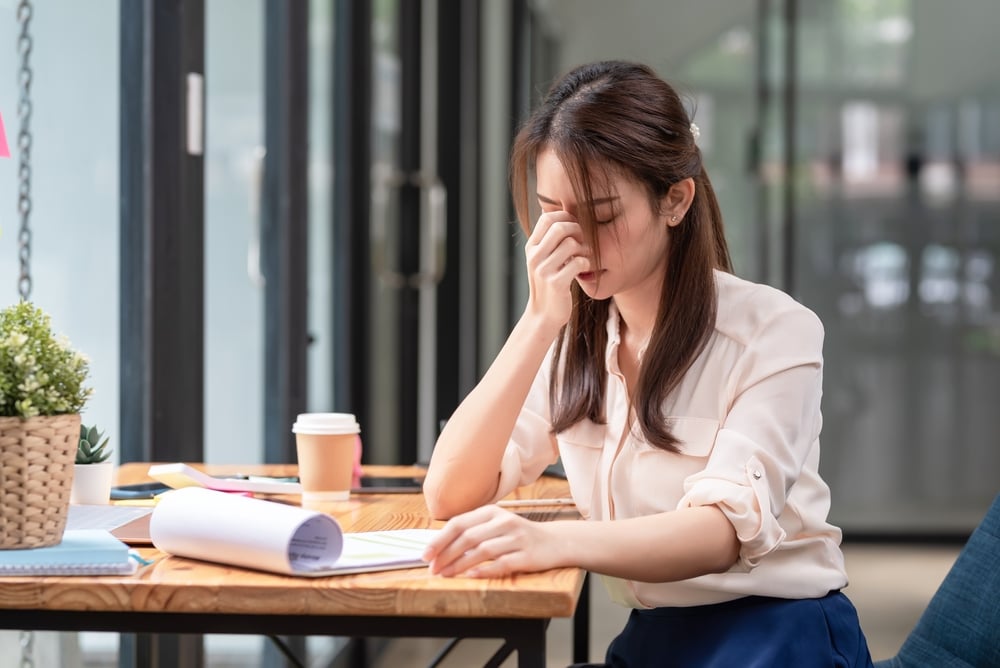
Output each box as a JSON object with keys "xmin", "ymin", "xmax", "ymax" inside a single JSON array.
[{"xmin": 875, "ymin": 493, "xmax": 1000, "ymax": 668}]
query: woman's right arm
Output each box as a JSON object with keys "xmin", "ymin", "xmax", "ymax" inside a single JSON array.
[
  {"xmin": 423, "ymin": 213, "xmax": 590, "ymax": 519},
  {"xmin": 422, "ymin": 313, "xmax": 559, "ymax": 519}
]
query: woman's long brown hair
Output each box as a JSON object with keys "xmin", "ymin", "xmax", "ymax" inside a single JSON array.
[{"xmin": 509, "ymin": 61, "xmax": 733, "ymax": 453}]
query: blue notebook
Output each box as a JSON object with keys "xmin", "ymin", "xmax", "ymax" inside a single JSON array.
[{"xmin": 0, "ymin": 529, "xmax": 137, "ymax": 576}]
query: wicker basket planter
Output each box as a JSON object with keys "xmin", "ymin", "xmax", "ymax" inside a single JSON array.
[{"xmin": 0, "ymin": 413, "xmax": 80, "ymax": 549}]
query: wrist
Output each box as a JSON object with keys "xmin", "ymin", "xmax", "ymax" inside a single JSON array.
[
  {"xmin": 518, "ymin": 305, "xmax": 566, "ymax": 343},
  {"xmin": 545, "ymin": 521, "xmax": 582, "ymax": 570}
]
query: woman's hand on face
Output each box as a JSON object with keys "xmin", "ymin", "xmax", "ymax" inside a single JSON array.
[
  {"xmin": 524, "ymin": 211, "xmax": 591, "ymax": 329},
  {"xmin": 422, "ymin": 504, "xmax": 564, "ymax": 578}
]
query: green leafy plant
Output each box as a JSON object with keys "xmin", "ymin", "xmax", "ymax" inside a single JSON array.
[
  {"xmin": 0, "ymin": 301, "xmax": 93, "ymax": 418},
  {"xmin": 77, "ymin": 424, "xmax": 112, "ymax": 464}
]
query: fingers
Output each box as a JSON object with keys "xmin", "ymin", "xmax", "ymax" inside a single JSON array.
[
  {"xmin": 422, "ymin": 506, "xmax": 529, "ymax": 577},
  {"xmin": 527, "ymin": 212, "xmax": 587, "ymax": 261},
  {"xmin": 424, "ymin": 506, "xmax": 506, "ymax": 575},
  {"xmin": 436, "ymin": 532, "xmax": 518, "ymax": 577},
  {"xmin": 527, "ymin": 210, "xmax": 577, "ymax": 246},
  {"xmin": 525, "ymin": 212, "xmax": 593, "ymax": 309},
  {"xmin": 421, "ymin": 505, "xmax": 491, "ymax": 566},
  {"xmin": 528, "ymin": 234, "xmax": 590, "ymax": 276}
]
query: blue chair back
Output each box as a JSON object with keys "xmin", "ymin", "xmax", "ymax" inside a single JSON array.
[{"xmin": 875, "ymin": 493, "xmax": 1000, "ymax": 667}]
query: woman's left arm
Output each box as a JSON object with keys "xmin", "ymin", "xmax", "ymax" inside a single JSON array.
[
  {"xmin": 424, "ymin": 504, "xmax": 739, "ymax": 580},
  {"xmin": 678, "ymin": 302, "xmax": 826, "ymax": 570}
]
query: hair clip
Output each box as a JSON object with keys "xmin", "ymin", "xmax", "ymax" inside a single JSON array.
[{"xmin": 690, "ymin": 122, "xmax": 700, "ymax": 141}]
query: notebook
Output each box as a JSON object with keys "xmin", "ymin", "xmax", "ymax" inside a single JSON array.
[{"xmin": 0, "ymin": 529, "xmax": 138, "ymax": 576}]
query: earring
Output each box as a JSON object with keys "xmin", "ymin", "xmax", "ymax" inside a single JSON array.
[{"xmin": 670, "ymin": 215, "xmax": 678, "ymax": 223}]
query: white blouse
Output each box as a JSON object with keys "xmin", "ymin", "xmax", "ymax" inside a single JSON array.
[{"xmin": 494, "ymin": 270, "xmax": 848, "ymax": 608}]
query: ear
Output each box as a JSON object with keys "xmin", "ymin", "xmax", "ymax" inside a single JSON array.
[{"xmin": 662, "ymin": 177, "xmax": 695, "ymax": 227}]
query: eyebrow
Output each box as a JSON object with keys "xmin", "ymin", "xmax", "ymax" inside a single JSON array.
[{"xmin": 537, "ymin": 193, "xmax": 620, "ymax": 206}]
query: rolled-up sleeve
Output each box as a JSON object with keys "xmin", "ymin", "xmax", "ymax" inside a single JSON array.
[
  {"xmin": 493, "ymin": 347, "xmax": 561, "ymax": 501},
  {"xmin": 678, "ymin": 304, "xmax": 825, "ymax": 570}
]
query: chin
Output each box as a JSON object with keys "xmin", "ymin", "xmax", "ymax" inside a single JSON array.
[{"xmin": 576, "ymin": 280, "xmax": 611, "ymax": 301}]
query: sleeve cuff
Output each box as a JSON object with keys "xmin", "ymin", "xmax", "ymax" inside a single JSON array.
[
  {"xmin": 678, "ymin": 456, "xmax": 786, "ymax": 570},
  {"xmin": 492, "ymin": 408, "xmax": 557, "ymax": 503},
  {"xmin": 493, "ymin": 446, "xmax": 525, "ymax": 502}
]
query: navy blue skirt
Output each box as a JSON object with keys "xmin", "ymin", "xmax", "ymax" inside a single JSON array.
[{"xmin": 604, "ymin": 591, "xmax": 873, "ymax": 668}]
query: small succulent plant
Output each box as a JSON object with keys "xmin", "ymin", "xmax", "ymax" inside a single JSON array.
[{"xmin": 77, "ymin": 424, "xmax": 112, "ymax": 464}]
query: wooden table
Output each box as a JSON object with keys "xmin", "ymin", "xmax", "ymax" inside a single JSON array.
[{"xmin": 0, "ymin": 463, "xmax": 587, "ymax": 668}]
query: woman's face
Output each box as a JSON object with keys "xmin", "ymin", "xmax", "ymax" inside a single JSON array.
[{"xmin": 535, "ymin": 148, "xmax": 671, "ymax": 302}]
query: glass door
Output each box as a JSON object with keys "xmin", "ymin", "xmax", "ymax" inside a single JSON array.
[
  {"xmin": 204, "ymin": 0, "xmax": 266, "ymax": 466},
  {"xmin": 366, "ymin": 0, "xmax": 406, "ymax": 463},
  {"xmin": 791, "ymin": 0, "xmax": 1000, "ymax": 533},
  {"xmin": 350, "ymin": 0, "xmax": 451, "ymax": 466}
]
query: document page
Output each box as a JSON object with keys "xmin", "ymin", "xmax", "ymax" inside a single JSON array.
[{"xmin": 150, "ymin": 487, "xmax": 436, "ymax": 576}]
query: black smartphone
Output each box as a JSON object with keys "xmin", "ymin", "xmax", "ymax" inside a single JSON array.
[
  {"xmin": 110, "ymin": 481, "xmax": 173, "ymax": 500},
  {"xmin": 351, "ymin": 476, "xmax": 424, "ymax": 494}
]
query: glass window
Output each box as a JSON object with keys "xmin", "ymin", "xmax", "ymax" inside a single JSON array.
[
  {"xmin": 0, "ymin": 0, "xmax": 119, "ymax": 440},
  {"xmin": 795, "ymin": 0, "xmax": 1000, "ymax": 532},
  {"xmin": 0, "ymin": 1, "xmax": 120, "ymax": 663},
  {"xmin": 204, "ymin": 0, "xmax": 266, "ymax": 465},
  {"xmin": 308, "ymin": 0, "xmax": 334, "ymax": 414}
]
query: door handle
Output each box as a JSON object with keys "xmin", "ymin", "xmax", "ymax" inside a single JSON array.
[
  {"xmin": 370, "ymin": 165, "xmax": 447, "ymax": 289},
  {"xmin": 248, "ymin": 145, "xmax": 266, "ymax": 288},
  {"xmin": 371, "ymin": 162, "xmax": 409, "ymax": 288},
  {"xmin": 410, "ymin": 172, "xmax": 447, "ymax": 288}
]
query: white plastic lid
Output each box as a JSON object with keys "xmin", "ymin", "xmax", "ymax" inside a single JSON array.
[{"xmin": 291, "ymin": 413, "xmax": 360, "ymax": 435}]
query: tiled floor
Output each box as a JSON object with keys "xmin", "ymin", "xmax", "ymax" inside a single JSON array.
[{"xmin": 371, "ymin": 544, "xmax": 960, "ymax": 667}]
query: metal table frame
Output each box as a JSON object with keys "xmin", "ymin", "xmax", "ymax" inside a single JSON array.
[{"xmin": 0, "ymin": 573, "xmax": 592, "ymax": 668}]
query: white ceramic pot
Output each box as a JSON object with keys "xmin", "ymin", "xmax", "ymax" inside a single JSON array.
[{"xmin": 70, "ymin": 461, "xmax": 114, "ymax": 505}]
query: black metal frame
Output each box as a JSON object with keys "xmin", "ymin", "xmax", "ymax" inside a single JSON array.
[
  {"xmin": 262, "ymin": 0, "xmax": 310, "ymax": 465},
  {"xmin": 753, "ymin": 0, "xmax": 771, "ymax": 283},
  {"xmin": 331, "ymin": 0, "xmax": 373, "ymax": 430},
  {"xmin": 507, "ymin": 0, "xmax": 529, "ymax": 328},
  {"xmin": 120, "ymin": 0, "xmax": 205, "ymax": 465},
  {"xmin": 2, "ymin": 611, "xmax": 551, "ymax": 668},
  {"xmin": 260, "ymin": 3, "xmax": 310, "ymax": 664},
  {"xmin": 781, "ymin": 0, "xmax": 797, "ymax": 293},
  {"xmin": 119, "ymin": 2, "xmax": 206, "ymax": 664},
  {"xmin": 435, "ymin": 0, "xmax": 482, "ymax": 436},
  {"xmin": 395, "ymin": 0, "xmax": 423, "ymax": 466}
]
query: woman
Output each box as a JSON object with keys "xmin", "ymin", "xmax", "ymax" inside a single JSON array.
[{"xmin": 422, "ymin": 60, "xmax": 873, "ymax": 667}]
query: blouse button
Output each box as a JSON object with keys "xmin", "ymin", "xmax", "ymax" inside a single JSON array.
[{"xmin": 752, "ymin": 470, "xmax": 762, "ymax": 480}]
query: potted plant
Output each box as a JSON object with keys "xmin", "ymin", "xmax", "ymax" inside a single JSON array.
[
  {"xmin": 70, "ymin": 424, "xmax": 114, "ymax": 505},
  {"xmin": 0, "ymin": 301, "xmax": 93, "ymax": 548}
]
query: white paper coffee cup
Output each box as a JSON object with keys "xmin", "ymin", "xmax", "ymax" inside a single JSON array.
[{"xmin": 292, "ymin": 413, "xmax": 360, "ymax": 502}]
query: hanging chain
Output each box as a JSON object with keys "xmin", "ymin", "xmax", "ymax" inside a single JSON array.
[
  {"xmin": 15, "ymin": 5, "xmax": 37, "ymax": 665},
  {"xmin": 14, "ymin": 5, "xmax": 36, "ymax": 649},
  {"xmin": 18, "ymin": 630, "xmax": 35, "ymax": 668},
  {"xmin": 16, "ymin": 0, "xmax": 34, "ymax": 301}
]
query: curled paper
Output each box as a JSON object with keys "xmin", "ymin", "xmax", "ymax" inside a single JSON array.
[
  {"xmin": 150, "ymin": 487, "xmax": 343, "ymax": 575},
  {"xmin": 150, "ymin": 487, "xmax": 436, "ymax": 576}
]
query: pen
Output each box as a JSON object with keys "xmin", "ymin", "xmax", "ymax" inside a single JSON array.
[
  {"xmin": 229, "ymin": 474, "xmax": 300, "ymax": 483},
  {"xmin": 496, "ymin": 498, "xmax": 575, "ymax": 508}
]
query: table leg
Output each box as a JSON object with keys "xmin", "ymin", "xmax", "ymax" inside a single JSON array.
[
  {"xmin": 573, "ymin": 571, "xmax": 591, "ymax": 663},
  {"xmin": 119, "ymin": 633, "xmax": 203, "ymax": 668},
  {"xmin": 513, "ymin": 621, "xmax": 547, "ymax": 668}
]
